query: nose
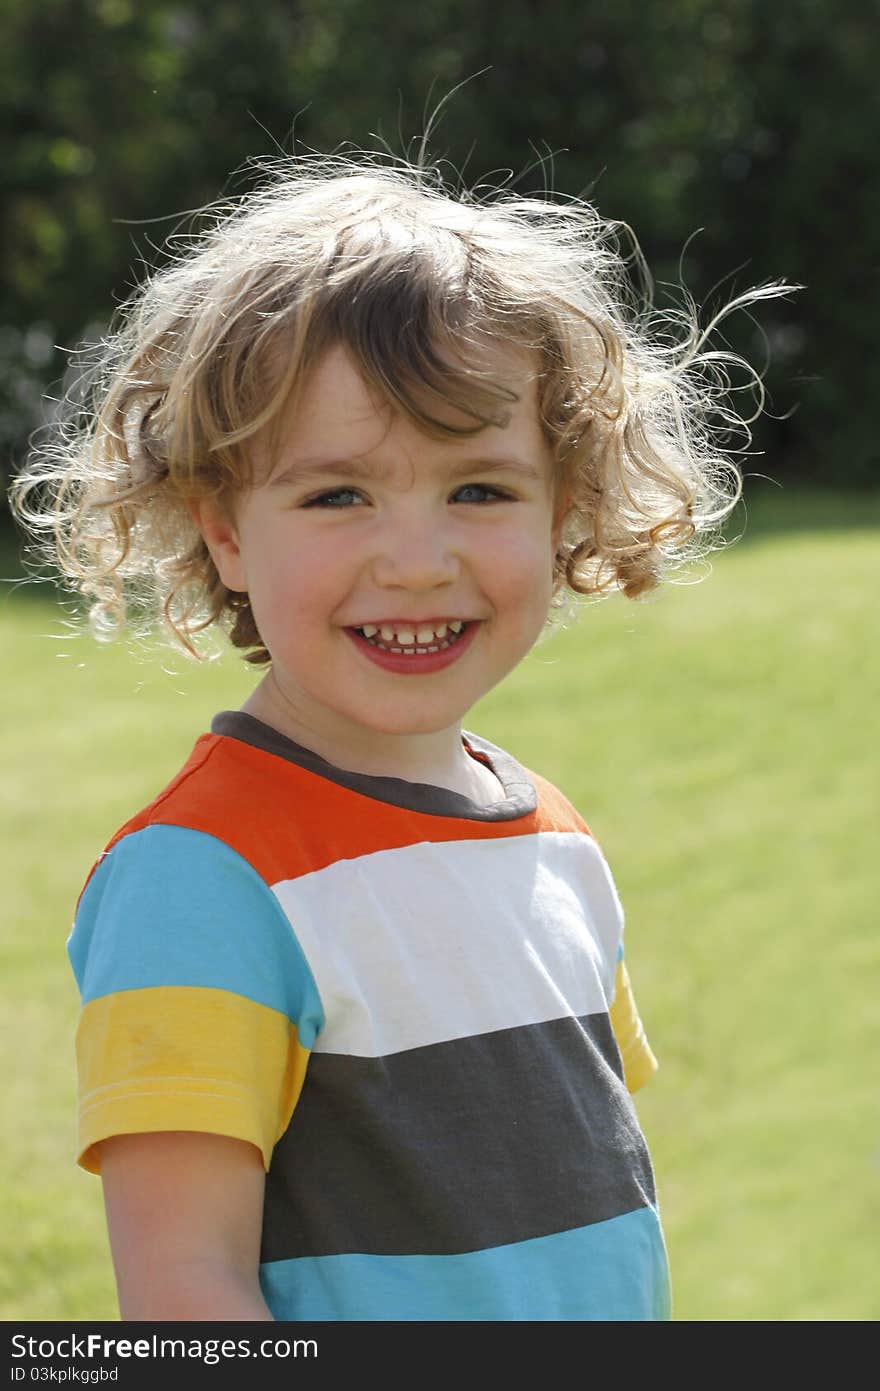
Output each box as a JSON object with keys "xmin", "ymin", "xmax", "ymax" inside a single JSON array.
[{"xmin": 369, "ymin": 507, "xmax": 461, "ymax": 593}]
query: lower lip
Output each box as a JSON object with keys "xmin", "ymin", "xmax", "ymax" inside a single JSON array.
[{"xmin": 345, "ymin": 623, "xmax": 479, "ymax": 674}]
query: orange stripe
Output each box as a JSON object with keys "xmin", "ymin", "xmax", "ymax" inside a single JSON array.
[{"xmin": 85, "ymin": 734, "xmax": 594, "ymax": 890}]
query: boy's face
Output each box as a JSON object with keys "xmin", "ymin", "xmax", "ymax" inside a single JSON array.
[{"xmin": 197, "ymin": 343, "xmax": 563, "ymax": 762}]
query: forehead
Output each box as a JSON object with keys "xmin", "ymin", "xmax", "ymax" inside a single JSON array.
[{"xmin": 264, "ymin": 341, "xmax": 548, "ymax": 472}]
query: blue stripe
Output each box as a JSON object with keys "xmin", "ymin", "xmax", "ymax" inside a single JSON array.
[
  {"xmin": 259, "ymin": 1206, "xmax": 670, "ymax": 1321},
  {"xmin": 68, "ymin": 825, "xmax": 324, "ymax": 1046}
]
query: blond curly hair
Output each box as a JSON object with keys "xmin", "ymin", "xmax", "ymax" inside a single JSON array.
[{"xmin": 11, "ymin": 152, "xmax": 789, "ymax": 663}]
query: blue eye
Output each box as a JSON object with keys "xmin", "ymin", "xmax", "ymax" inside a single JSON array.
[
  {"xmin": 452, "ymin": 483, "xmax": 510, "ymax": 504},
  {"xmin": 302, "ymin": 487, "xmax": 365, "ymax": 508}
]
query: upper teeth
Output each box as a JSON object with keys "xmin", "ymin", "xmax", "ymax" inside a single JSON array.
[{"xmin": 360, "ymin": 620, "xmax": 464, "ymax": 645}]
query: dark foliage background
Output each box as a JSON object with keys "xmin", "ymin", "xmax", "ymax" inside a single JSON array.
[{"xmin": 3, "ymin": 0, "xmax": 878, "ymax": 518}]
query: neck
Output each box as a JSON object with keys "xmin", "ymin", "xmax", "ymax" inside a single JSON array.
[{"xmin": 241, "ymin": 673, "xmax": 500, "ymax": 802}]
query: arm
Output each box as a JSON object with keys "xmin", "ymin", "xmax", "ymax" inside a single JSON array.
[{"xmin": 99, "ymin": 1131, "xmax": 273, "ymax": 1321}]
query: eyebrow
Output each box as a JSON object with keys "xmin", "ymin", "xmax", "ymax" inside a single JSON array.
[{"xmin": 268, "ymin": 455, "xmax": 544, "ymax": 487}]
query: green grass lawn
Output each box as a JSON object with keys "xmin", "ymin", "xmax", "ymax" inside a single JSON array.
[{"xmin": 2, "ymin": 487, "xmax": 878, "ymax": 1321}]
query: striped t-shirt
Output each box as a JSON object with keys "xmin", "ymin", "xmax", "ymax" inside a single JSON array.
[{"xmin": 69, "ymin": 712, "xmax": 670, "ymax": 1320}]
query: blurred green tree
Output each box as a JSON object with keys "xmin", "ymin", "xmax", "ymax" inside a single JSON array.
[{"xmin": 2, "ymin": 0, "xmax": 877, "ymax": 507}]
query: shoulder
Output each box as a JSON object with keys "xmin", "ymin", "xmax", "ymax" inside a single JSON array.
[
  {"xmin": 483, "ymin": 740, "xmax": 595, "ymax": 834},
  {"xmin": 101, "ymin": 732, "xmax": 289, "ymax": 859},
  {"xmin": 466, "ymin": 731, "xmax": 593, "ymax": 837},
  {"xmin": 72, "ymin": 731, "xmax": 330, "ymax": 1011},
  {"xmin": 84, "ymin": 731, "xmax": 345, "ymax": 895},
  {"xmin": 526, "ymin": 767, "xmax": 593, "ymax": 836}
]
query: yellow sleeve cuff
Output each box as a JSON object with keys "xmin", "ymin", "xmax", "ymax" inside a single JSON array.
[
  {"xmin": 609, "ymin": 959, "xmax": 658, "ymax": 1093},
  {"xmin": 75, "ymin": 986, "xmax": 309, "ymax": 1174}
]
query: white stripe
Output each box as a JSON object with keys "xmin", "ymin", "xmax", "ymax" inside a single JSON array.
[{"xmin": 272, "ymin": 831, "xmax": 623, "ymax": 1057}]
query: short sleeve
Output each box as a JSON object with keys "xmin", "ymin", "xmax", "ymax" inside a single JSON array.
[
  {"xmin": 609, "ymin": 957, "xmax": 658, "ymax": 1093},
  {"xmin": 68, "ymin": 824, "xmax": 324, "ymax": 1173}
]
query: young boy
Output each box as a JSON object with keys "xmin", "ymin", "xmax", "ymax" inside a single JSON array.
[{"xmin": 16, "ymin": 156, "xmax": 777, "ymax": 1320}]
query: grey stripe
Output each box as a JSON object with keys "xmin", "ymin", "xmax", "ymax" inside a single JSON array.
[
  {"xmin": 261, "ymin": 1012, "xmax": 656, "ymax": 1262},
  {"xmin": 210, "ymin": 711, "xmax": 537, "ymax": 821}
]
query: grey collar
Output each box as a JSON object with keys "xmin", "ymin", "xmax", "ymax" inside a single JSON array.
[{"xmin": 210, "ymin": 711, "xmax": 538, "ymax": 822}]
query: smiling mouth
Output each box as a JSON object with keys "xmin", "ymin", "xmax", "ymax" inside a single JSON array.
[{"xmin": 351, "ymin": 620, "xmax": 470, "ymax": 655}]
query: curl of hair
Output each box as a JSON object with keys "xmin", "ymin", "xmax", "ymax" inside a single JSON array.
[{"xmin": 11, "ymin": 150, "xmax": 793, "ymax": 662}]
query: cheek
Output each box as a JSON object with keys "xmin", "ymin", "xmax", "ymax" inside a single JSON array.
[
  {"xmin": 488, "ymin": 533, "xmax": 555, "ymax": 622},
  {"xmin": 246, "ymin": 533, "xmax": 350, "ymax": 632}
]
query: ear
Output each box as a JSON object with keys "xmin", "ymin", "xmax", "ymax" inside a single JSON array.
[{"xmin": 187, "ymin": 496, "xmax": 248, "ymax": 593}]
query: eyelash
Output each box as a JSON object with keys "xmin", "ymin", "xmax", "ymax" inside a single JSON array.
[
  {"xmin": 302, "ymin": 483, "xmax": 513, "ymax": 509},
  {"xmin": 452, "ymin": 483, "xmax": 512, "ymax": 504},
  {"xmin": 302, "ymin": 487, "xmax": 365, "ymax": 509}
]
